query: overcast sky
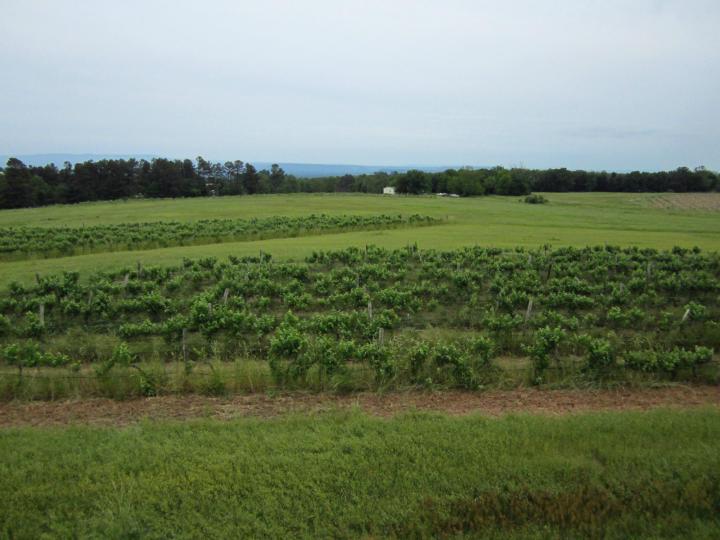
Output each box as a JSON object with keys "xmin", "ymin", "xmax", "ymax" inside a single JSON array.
[{"xmin": 1, "ymin": 0, "xmax": 719, "ymax": 170}]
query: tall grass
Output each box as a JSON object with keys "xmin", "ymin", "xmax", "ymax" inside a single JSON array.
[
  {"xmin": 1, "ymin": 355, "xmax": 717, "ymax": 401},
  {"xmin": 1, "ymin": 408, "xmax": 719, "ymax": 538}
]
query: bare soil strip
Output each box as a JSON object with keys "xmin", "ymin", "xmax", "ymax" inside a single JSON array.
[{"xmin": 1, "ymin": 386, "xmax": 718, "ymax": 427}]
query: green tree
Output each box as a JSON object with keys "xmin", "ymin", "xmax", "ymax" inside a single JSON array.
[
  {"xmin": 336, "ymin": 174, "xmax": 355, "ymax": 192},
  {"xmin": 269, "ymin": 164, "xmax": 285, "ymax": 192},
  {"xmin": 493, "ymin": 169, "xmax": 530, "ymax": 195},
  {"xmin": 396, "ymin": 169, "xmax": 429, "ymax": 194},
  {"xmin": 242, "ymin": 163, "xmax": 260, "ymax": 194},
  {"xmin": 1, "ymin": 158, "xmax": 34, "ymax": 208}
]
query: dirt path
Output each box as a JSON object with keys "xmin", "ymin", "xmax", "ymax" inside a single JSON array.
[{"xmin": 1, "ymin": 386, "xmax": 718, "ymax": 427}]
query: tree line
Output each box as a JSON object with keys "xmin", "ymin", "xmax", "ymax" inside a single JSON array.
[{"xmin": 0, "ymin": 156, "xmax": 717, "ymax": 209}]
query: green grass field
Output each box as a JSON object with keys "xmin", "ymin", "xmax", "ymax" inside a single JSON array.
[
  {"xmin": 2, "ymin": 192, "xmax": 719, "ymax": 538},
  {"xmin": 2, "ymin": 408, "xmax": 719, "ymax": 538},
  {"xmin": 1, "ymin": 192, "xmax": 718, "ymax": 287}
]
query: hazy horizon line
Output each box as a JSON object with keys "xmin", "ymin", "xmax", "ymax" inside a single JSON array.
[{"xmin": 1, "ymin": 152, "xmax": 710, "ymax": 175}]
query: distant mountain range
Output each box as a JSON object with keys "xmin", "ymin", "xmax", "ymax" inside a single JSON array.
[{"xmin": 0, "ymin": 154, "xmax": 459, "ymax": 178}]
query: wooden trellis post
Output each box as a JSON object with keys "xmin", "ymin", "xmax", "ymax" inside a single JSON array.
[
  {"xmin": 545, "ymin": 262, "xmax": 553, "ymax": 282},
  {"xmin": 524, "ymin": 298, "xmax": 533, "ymax": 323}
]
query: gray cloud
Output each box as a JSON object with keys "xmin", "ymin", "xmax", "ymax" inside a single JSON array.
[{"xmin": 0, "ymin": 0, "xmax": 718, "ymax": 170}]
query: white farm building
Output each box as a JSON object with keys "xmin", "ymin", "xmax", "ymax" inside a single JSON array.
[{"xmin": 383, "ymin": 186, "xmax": 396, "ymax": 195}]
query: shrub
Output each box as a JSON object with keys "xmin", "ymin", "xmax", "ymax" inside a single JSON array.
[
  {"xmin": 23, "ymin": 312, "xmax": 45, "ymax": 338},
  {"xmin": 269, "ymin": 323, "xmax": 306, "ymax": 359},
  {"xmin": 523, "ymin": 194, "xmax": 548, "ymax": 204},
  {"xmin": 41, "ymin": 351, "xmax": 71, "ymax": 368},
  {"xmin": 112, "ymin": 342, "xmax": 135, "ymax": 366},
  {"xmin": 95, "ymin": 342, "xmax": 136, "ymax": 378},
  {"xmin": 468, "ymin": 336, "xmax": 494, "ymax": 367},
  {"xmin": 302, "ymin": 336, "xmax": 345, "ymax": 377},
  {"xmin": 683, "ymin": 302, "xmax": 707, "ymax": 321},
  {"xmin": 524, "ymin": 326, "xmax": 566, "ymax": 383},
  {"xmin": 0, "ymin": 315, "xmax": 10, "ymax": 337},
  {"xmin": 358, "ymin": 342, "xmax": 394, "ymax": 381},
  {"xmin": 268, "ymin": 314, "xmax": 309, "ymax": 382},
  {"xmin": 625, "ymin": 346, "xmax": 714, "ymax": 377},
  {"xmin": 584, "ymin": 338, "xmax": 615, "ymax": 376},
  {"xmin": 1, "ymin": 342, "xmax": 42, "ymax": 375},
  {"xmin": 432, "ymin": 343, "xmax": 476, "ymax": 389},
  {"xmin": 408, "ymin": 341, "xmax": 431, "ymax": 379}
]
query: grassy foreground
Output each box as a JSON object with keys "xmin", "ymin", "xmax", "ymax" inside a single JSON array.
[
  {"xmin": 2, "ymin": 408, "xmax": 719, "ymax": 538},
  {"xmin": 1, "ymin": 192, "xmax": 719, "ymax": 286}
]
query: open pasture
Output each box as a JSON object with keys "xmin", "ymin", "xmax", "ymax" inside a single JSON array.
[{"xmin": 1, "ymin": 192, "xmax": 719, "ymax": 287}]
